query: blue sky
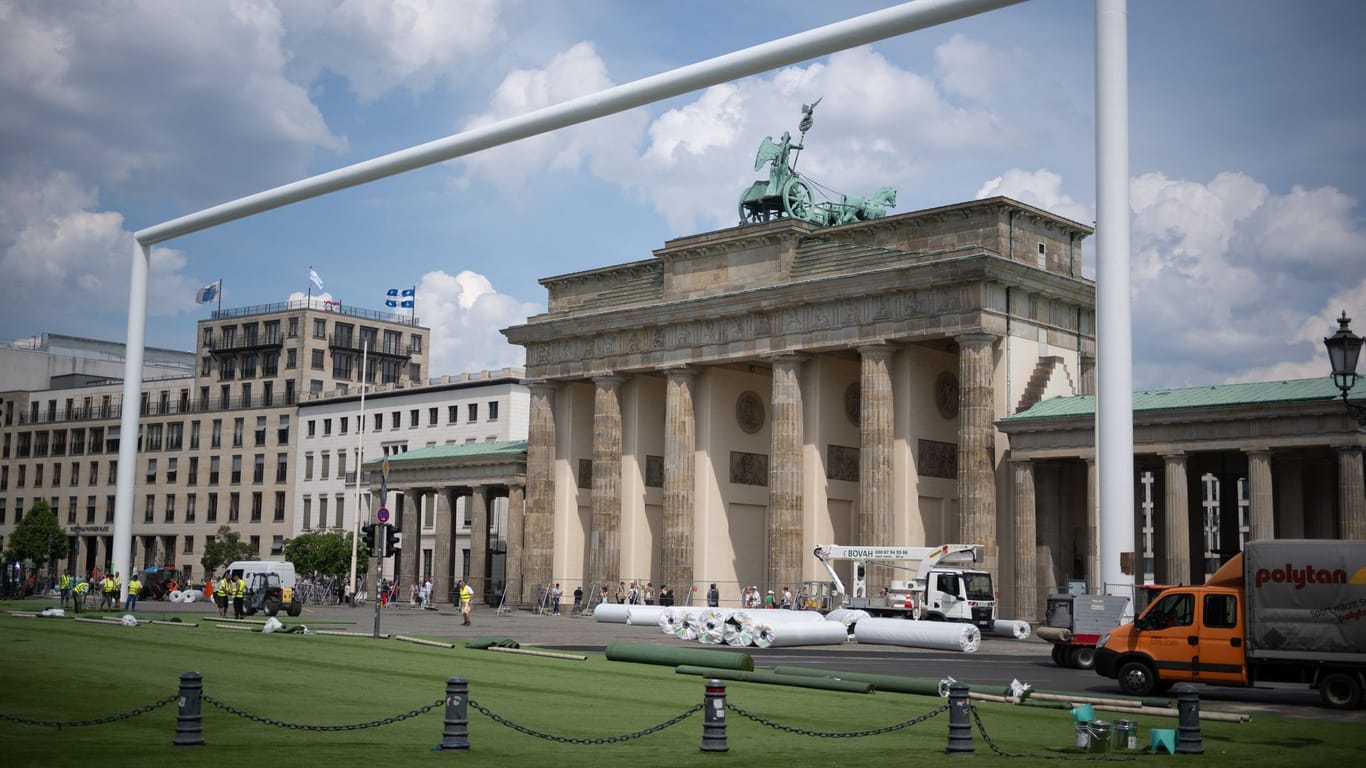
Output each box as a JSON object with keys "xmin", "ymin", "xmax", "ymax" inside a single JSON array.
[{"xmin": 2, "ymin": 0, "xmax": 1363, "ymax": 390}]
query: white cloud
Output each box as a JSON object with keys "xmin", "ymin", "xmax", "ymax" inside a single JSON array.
[
  {"xmin": 415, "ymin": 270, "xmax": 540, "ymax": 376},
  {"xmin": 0, "ymin": 170, "xmax": 198, "ymax": 335},
  {"xmin": 278, "ymin": 0, "xmax": 508, "ymax": 101},
  {"xmin": 934, "ymin": 33, "xmax": 1022, "ymax": 102},
  {"xmin": 976, "ymin": 168, "xmax": 1091, "ymax": 224}
]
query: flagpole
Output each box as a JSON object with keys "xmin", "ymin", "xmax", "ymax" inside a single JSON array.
[
  {"xmin": 306, "ymin": 265, "xmax": 313, "ymax": 308},
  {"xmin": 410, "ymin": 285, "xmax": 416, "ymax": 324},
  {"xmin": 216, "ymin": 279, "xmax": 222, "ymax": 313},
  {"xmin": 349, "ymin": 340, "xmax": 368, "ymax": 601}
]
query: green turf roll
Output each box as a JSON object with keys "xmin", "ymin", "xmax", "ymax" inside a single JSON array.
[
  {"xmin": 465, "ymin": 637, "xmax": 521, "ymax": 650},
  {"xmin": 606, "ymin": 641, "xmax": 754, "ymax": 671},
  {"xmin": 771, "ymin": 666, "xmax": 943, "ymax": 695},
  {"xmin": 675, "ymin": 666, "xmax": 873, "ymax": 693}
]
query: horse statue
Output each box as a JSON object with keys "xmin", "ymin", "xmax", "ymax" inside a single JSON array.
[{"xmin": 832, "ymin": 187, "xmax": 897, "ymax": 225}]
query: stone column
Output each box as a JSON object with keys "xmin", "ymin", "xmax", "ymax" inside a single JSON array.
[
  {"xmin": 401, "ymin": 492, "xmax": 420, "ymax": 586},
  {"xmin": 430, "ymin": 489, "xmax": 452, "ymax": 604},
  {"xmin": 1163, "ymin": 454, "xmax": 1191, "ymax": 585},
  {"xmin": 505, "ymin": 485, "xmax": 526, "ymax": 605},
  {"xmin": 1275, "ymin": 457, "xmax": 1305, "ymax": 539},
  {"xmin": 1011, "ymin": 459, "xmax": 1038, "ymax": 622},
  {"xmin": 858, "ymin": 344, "xmax": 895, "ymax": 589},
  {"xmin": 1035, "ymin": 464, "xmax": 1061, "ymax": 605},
  {"xmin": 1086, "ymin": 458, "xmax": 1099, "ymax": 592},
  {"xmin": 768, "ymin": 354, "xmax": 806, "ymax": 593},
  {"xmin": 589, "ymin": 375, "xmax": 624, "ymax": 590},
  {"xmin": 956, "ymin": 334, "xmax": 998, "ymax": 576},
  {"xmin": 1080, "ymin": 355, "xmax": 1096, "ymax": 396},
  {"xmin": 1245, "ymin": 449, "xmax": 1275, "ymax": 541},
  {"xmin": 1339, "ymin": 446, "xmax": 1366, "ymax": 540},
  {"xmin": 662, "ymin": 366, "xmax": 697, "ymax": 597},
  {"xmin": 525, "ymin": 381, "xmax": 557, "ymax": 597},
  {"xmin": 468, "ymin": 485, "xmax": 489, "ymax": 601}
]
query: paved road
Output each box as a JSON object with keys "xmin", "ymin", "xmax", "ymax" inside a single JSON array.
[{"xmin": 38, "ymin": 596, "xmax": 1366, "ymax": 724}]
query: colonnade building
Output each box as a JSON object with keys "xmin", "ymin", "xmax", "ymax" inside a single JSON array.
[{"xmin": 500, "ymin": 197, "xmax": 1097, "ymax": 613}]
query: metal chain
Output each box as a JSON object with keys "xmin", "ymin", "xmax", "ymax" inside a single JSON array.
[
  {"xmin": 970, "ymin": 704, "xmax": 1135, "ymax": 762},
  {"xmin": 0, "ymin": 695, "xmax": 176, "ymax": 728},
  {"xmin": 466, "ymin": 698, "xmax": 702, "ymax": 744},
  {"xmin": 201, "ymin": 695, "xmax": 444, "ymax": 731},
  {"xmin": 725, "ymin": 701, "xmax": 949, "ymax": 738}
]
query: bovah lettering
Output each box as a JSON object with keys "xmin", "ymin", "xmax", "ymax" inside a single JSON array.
[{"xmin": 1254, "ymin": 564, "xmax": 1348, "ymax": 590}]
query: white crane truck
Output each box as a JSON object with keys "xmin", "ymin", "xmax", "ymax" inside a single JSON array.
[{"xmin": 812, "ymin": 544, "xmax": 997, "ymax": 629}]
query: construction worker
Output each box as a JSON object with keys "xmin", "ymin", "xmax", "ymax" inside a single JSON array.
[
  {"xmin": 101, "ymin": 572, "xmax": 116, "ymax": 611},
  {"xmin": 458, "ymin": 580, "xmax": 474, "ymax": 626},
  {"xmin": 125, "ymin": 575, "xmax": 142, "ymax": 612},
  {"xmin": 72, "ymin": 579, "xmax": 89, "ymax": 613},
  {"xmin": 215, "ymin": 572, "xmax": 230, "ymax": 618},
  {"xmin": 232, "ymin": 573, "xmax": 247, "ymax": 619},
  {"xmin": 58, "ymin": 570, "xmax": 72, "ymax": 610}
]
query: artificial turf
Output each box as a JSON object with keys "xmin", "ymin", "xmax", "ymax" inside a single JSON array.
[{"xmin": 1, "ymin": 608, "xmax": 1361, "ymax": 767}]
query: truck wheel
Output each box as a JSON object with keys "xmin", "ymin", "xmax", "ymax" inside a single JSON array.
[
  {"xmin": 1069, "ymin": 646, "xmax": 1096, "ymax": 670},
  {"xmin": 287, "ymin": 601, "xmax": 302, "ymax": 617},
  {"xmin": 1051, "ymin": 645, "xmax": 1068, "ymax": 666},
  {"xmin": 1117, "ymin": 660, "xmax": 1157, "ymax": 697},
  {"xmin": 1319, "ymin": 671, "xmax": 1363, "ymax": 709},
  {"xmin": 263, "ymin": 597, "xmax": 281, "ymax": 617}
]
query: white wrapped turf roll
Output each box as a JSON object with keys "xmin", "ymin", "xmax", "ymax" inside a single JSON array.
[
  {"xmin": 824, "ymin": 608, "xmax": 870, "ymax": 627},
  {"xmin": 168, "ymin": 590, "xmax": 184, "ymax": 603},
  {"xmin": 722, "ymin": 623, "xmax": 752, "ymax": 647},
  {"xmin": 991, "ymin": 619, "xmax": 1032, "ymax": 640},
  {"xmin": 625, "ymin": 605, "xmax": 669, "ymax": 626},
  {"xmin": 854, "ymin": 618, "xmax": 981, "ymax": 653},
  {"xmin": 752, "ymin": 624, "xmax": 777, "ymax": 648},
  {"xmin": 699, "ymin": 612, "xmax": 729, "ymax": 644},
  {"xmin": 762, "ymin": 621, "xmax": 852, "ymax": 648},
  {"xmin": 592, "ymin": 603, "xmax": 631, "ymax": 623},
  {"xmin": 657, "ymin": 607, "xmax": 680, "ymax": 635},
  {"xmin": 676, "ymin": 609, "xmax": 702, "ymax": 641},
  {"xmin": 734, "ymin": 609, "xmax": 825, "ymax": 626}
]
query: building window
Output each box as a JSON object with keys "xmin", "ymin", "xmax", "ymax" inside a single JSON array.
[
  {"xmin": 273, "ymin": 491, "xmax": 285, "ymax": 523},
  {"xmin": 145, "ymin": 458, "xmax": 157, "ymax": 482},
  {"xmin": 89, "ymin": 461, "xmax": 98, "ymax": 485},
  {"xmin": 286, "ymin": 348, "xmax": 297, "ymax": 369},
  {"xmin": 232, "ymin": 418, "xmax": 244, "ymax": 448},
  {"xmin": 391, "ymin": 411, "xmax": 401, "ymax": 430},
  {"xmin": 210, "ymin": 456, "xmax": 220, "ymax": 484},
  {"xmin": 448, "ymin": 405, "xmax": 458, "ymax": 424},
  {"xmin": 374, "ymin": 413, "xmax": 383, "ymax": 431},
  {"xmin": 410, "ymin": 333, "xmax": 422, "ymax": 353},
  {"xmin": 340, "ymin": 416, "xmax": 348, "ymax": 434},
  {"xmin": 288, "ymin": 317, "xmax": 299, "ymax": 337},
  {"xmin": 409, "ymin": 409, "xmax": 418, "ymax": 429},
  {"xmin": 318, "ymin": 496, "xmax": 328, "ymax": 528},
  {"xmin": 276, "ymin": 453, "xmax": 288, "ymax": 483},
  {"xmin": 211, "ymin": 419, "xmax": 222, "ymax": 449},
  {"xmin": 186, "ymin": 494, "xmax": 196, "ymax": 523},
  {"xmin": 468, "ymin": 403, "xmax": 478, "ymax": 422},
  {"xmin": 229, "ymin": 492, "xmax": 240, "ymax": 522},
  {"xmin": 320, "ymin": 452, "xmax": 330, "ymax": 480},
  {"xmin": 168, "ymin": 422, "xmax": 183, "ymax": 450},
  {"xmin": 105, "ymin": 495, "xmax": 116, "ymax": 522},
  {"xmin": 231, "ymin": 455, "xmax": 242, "ymax": 484},
  {"xmin": 333, "ymin": 352, "xmax": 353, "ymax": 379},
  {"xmin": 271, "ymin": 535, "xmax": 284, "ymax": 556},
  {"xmin": 255, "ymin": 416, "xmax": 267, "ymax": 446},
  {"xmin": 408, "ymin": 363, "xmax": 421, "ymax": 381},
  {"xmin": 488, "ymin": 401, "xmax": 499, "ymax": 421},
  {"xmin": 207, "ymin": 493, "xmax": 218, "ymax": 523},
  {"xmin": 184, "ymin": 535, "xmax": 195, "ymax": 554},
  {"xmin": 219, "ymin": 356, "xmax": 235, "ymax": 381},
  {"xmin": 188, "ymin": 457, "xmax": 198, "ymax": 485},
  {"xmin": 323, "ymin": 418, "xmax": 332, "ymax": 436},
  {"xmin": 335, "ymin": 495, "xmax": 344, "ymax": 528},
  {"xmin": 253, "ymin": 454, "xmax": 265, "ymax": 484},
  {"xmin": 85, "ymin": 496, "xmax": 95, "ymax": 524},
  {"xmin": 302, "ymin": 496, "xmax": 312, "ymax": 529},
  {"xmin": 311, "ymin": 349, "xmax": 325, "ymax": 370},
  {"xmin": 249, "ymin": 535, "xmax": 260, "ymax": 555},
  {"xmin": 251, "ymin": 492, "xmax": 262, "ymax": 522},
  {"xmin": 304, "ymin": 453, "xmax": 313, "ymax": 481},
  {"xmin": 166, "ymin": 457, "xmax": 178, "ymax": 484},
  {"xmin": 277, "ymin": 415, "xmax": 290, "ymax": 445},
  {"xmin": 146, "ymin": 423, "xmax": 163, "ymax": 451},
  {"xmin": 144, "ymin": 494, "xmax": 154, "ymax": 523},
  {"xmin": 313, "ymin": 318, "xmax": 326, "ymax": 338},
  {"xmin": 164, "ymin": 494, "xmax": 175, "ymax": 523}
]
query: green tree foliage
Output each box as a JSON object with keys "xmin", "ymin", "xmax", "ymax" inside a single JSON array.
[
  {"xmin": 3, "ymin": 500, "xmax": 69, "ymax": 570},
  {"xmin": 199, "ymin": 525, "xmax": 256, "ymax": 575},
  {"xmin": 283, "ymin": 530, "xmax": 368, "ymax": 577}
]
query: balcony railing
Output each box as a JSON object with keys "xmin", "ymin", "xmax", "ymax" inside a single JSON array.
[
  {"xmin": 205, "ymin": 332, "xmax": 284, "ymax": 354},
  {"xmin": 211, "ymin": 299, "xmax": 421, "ymax": 326}
]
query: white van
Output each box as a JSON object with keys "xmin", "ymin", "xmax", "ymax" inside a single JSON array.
[{"xmin": 224, "ymin": 560, "xmax": 301, "ymax": 617}]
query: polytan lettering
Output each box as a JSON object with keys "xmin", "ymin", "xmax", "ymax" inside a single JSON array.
[{"xmin": 1254, "ymin": 563, "xmax": 1348, "ymax": 590}]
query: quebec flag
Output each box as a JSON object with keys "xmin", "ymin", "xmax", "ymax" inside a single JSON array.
[
  {"xmin": 195, "ymin": 280, "xmax": 221, "ymax": 304},
  {"xmin": 386, "ymin": 287, "xmax": 415, "ymax": 308}
]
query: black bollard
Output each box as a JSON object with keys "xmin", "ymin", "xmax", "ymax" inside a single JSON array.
[
  {"xmin": 1175, "ymin": 684, "xmax": 1204, "ymax": 754},
  {"xmin": 173, "ymin": 671, "xmax": 205, "ymax": 746},
  {"xmin": 701, "ymin": 678, "xmax": 728, "ymax": 752},
  {"xmin": 436, "ymin": 676, "xmax": 470, "ymax": 751},
  {"xmin": 946, "ymin": 681, "xmax": 973, "ymax": 756}
]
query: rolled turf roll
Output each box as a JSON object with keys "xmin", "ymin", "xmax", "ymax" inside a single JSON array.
[
  {"xmin": 674, "ymin": 665, "xmax": 873, "ymax": 693},
  {"xmin": 824, "ymin": 608, "xmax": 870, "ymax": 628},
  {"xmin": 854, "ymin": 617, "xmax": 981, "ymax": 652},
  {"xmin": 772, "ymin": 666, "xmax": 945, "ymax": 696},
  {"xmin": 592, "ymin": 603, "xmax": 631, "ymax": 623},
  {"xmin": 991, "ymin": 618, "xmax": 1032, "ymax": 639},
  {"xmin": 625, "ymin": 605, "xmax": 669, "ymax": 626},
  {"xmin": 606, "ymin": 641, "xmax": 754, "ymax": 671}
]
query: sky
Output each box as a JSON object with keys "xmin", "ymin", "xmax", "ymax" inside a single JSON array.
[{"xmin": 1, "ymin": 0, "xmax": 1363, "ymax": 392}]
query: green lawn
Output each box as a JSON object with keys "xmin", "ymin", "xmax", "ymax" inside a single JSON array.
[{"xmin": 1, "ymin": 609, "xmax": 1360, "ymax": 767}]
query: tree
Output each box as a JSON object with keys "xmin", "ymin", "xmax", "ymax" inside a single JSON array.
[
  {"xmin": 283, "ymin": 529, "xmax": 368, "ymax": 577},
  {"xmin": 200, "ymin": 525, "xmax": 256, "ymax": 575},
  {"xmin": 3, "ymin": 500, "xmax": 69, "ymax": 572}
]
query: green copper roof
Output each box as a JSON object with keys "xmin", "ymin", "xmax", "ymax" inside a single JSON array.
[
  {"xmin": 1004, "ymin": 378, "xmax": 1361, "ymax": 422},
  {"xmin": 363, "ymin": 440, "xmax": 527, "ymax": 467}
]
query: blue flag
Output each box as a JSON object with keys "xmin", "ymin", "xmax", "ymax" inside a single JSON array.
[
  {"xmin": 385, "ymin": 287, "xmax": 414, "ymax": 308},
  {"xmin": 195, "ymin": 280, "xmax": 221, "ymax": 304}
]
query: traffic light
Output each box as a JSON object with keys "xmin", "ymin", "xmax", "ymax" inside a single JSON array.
[
  {"xmin": 385, "ymin": 525, "xmax": 401, "ymax": 558},
  {"xmin": 361, "ymin": 523, "xmax": 376, "ymax": 552}
]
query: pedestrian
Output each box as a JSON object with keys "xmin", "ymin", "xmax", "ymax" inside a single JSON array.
[
  {"xmin": 232, "ymin": 573, "xmax": 247, "ymax": 619},
  {"xmin": 614, "ymin": 581, "xmax": 625, "ymax": 604},
  {"xmin": 58, "ymin": 570, "xmax": 72, "ymax": 610},
  {"xmin": 573, "ymin": 585, "xmax": 584, "ymax": 613},
  {"xmin": 100, "ymin": 572, "xmax": 116, "ymax": 611},
  {"xmin": 781, "ymin": 586, "xmax": 793, "ymax": 610},
  {"xmin": 599, "ymin": 585, "xmax": 610, "ymax": 604},
  {"xmin": 421, "ymin": 577, "xmax": 433, "ymax": 610},
  {"xmin": 644, "ymin": 582, "xmax": 655, "ymax": 605},
  {"xmin": 707, "ymin": 583, "xmax": 720, "ymax": 608},
  {"xmin": 551, "ymin": 583, "xmax": 563, "ymax": 615},
  {"xmin": 658, "ymin": 585, "xmax": 674, "ymax": 607},
  {"xmin": 764, "ymin": 589, "xmax": 776, "ymax": 609},
  {"xmin": 409, "ymin": 582, "xmax": 419, "ymax": 608},
  {"xmin": 125, "ymin": 575, "xmax": 142, "ymax": 612},
  {"xmin": 458, "ymin": 580, "xmax": 474, "ymax": 626},
  {"xmin": 216, "ymin": 572, "xmax": 230, "ymax": 618}
]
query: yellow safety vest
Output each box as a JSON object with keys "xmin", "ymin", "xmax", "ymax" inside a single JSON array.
[
  {"xmin": 59, "ymin": 575, "xmax": 71, "ymax": 590},
  {"xmin": 128, "ymin": 580, "xmax": 142, "ymax": 595},
  {"xmin": 74, "ymin": 582, "xmax": 89, "ymax": 594},
  {"xmin": 234, "ymin": 579, "xmax": 246, "ymax": 598}
]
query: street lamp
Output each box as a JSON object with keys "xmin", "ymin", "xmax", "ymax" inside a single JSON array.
[{"xmin": 1323, "ymin": 310, "xmax": 1366, "ymax": 427}]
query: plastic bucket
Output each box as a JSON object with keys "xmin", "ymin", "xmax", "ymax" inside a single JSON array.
[{"xmin": 1070, "ymin": 703, "xmax": 1095, "ymax": 722}]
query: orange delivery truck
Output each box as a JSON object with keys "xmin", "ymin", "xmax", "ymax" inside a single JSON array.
[{"xmin": 1094, "ymin": 539, "xmax": 1366, "ymax": 709}]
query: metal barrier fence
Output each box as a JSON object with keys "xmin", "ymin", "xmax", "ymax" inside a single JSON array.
[{"xmin": 0, "ymin": 669, "xmax": 1208, "ymax": 757}]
